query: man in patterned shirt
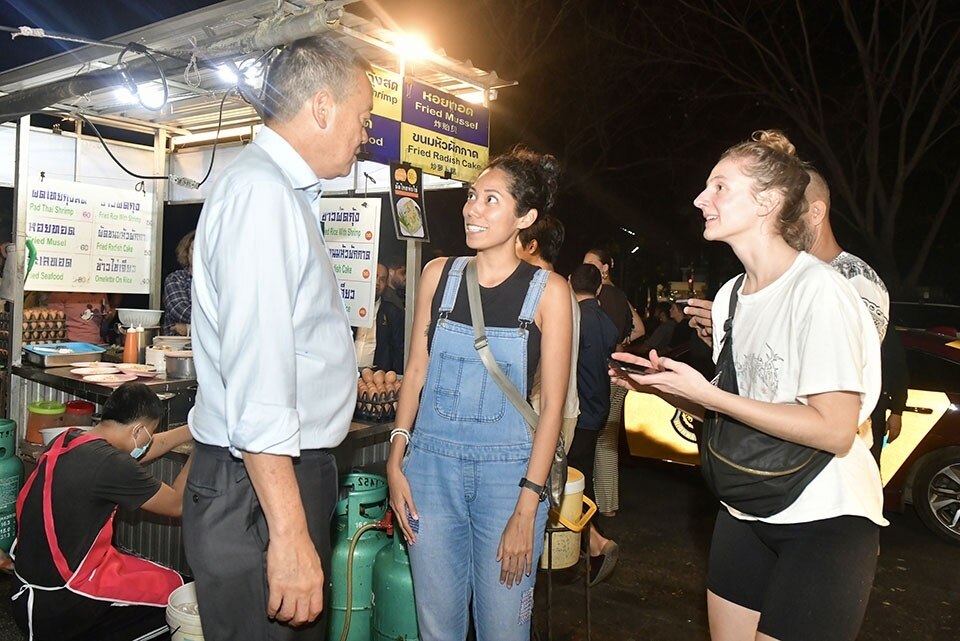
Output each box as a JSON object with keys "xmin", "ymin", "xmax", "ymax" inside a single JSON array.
[
  {"xmin": 163, "ymin": 230, "xmax": 194, "ymax": 335},
  {"xmin": 803, "ymin": 170, "xmax": 889, "ymax": 340},
  {"xmin": 803, "ymin": 168, "xmax": 906, "ymax": 461}
]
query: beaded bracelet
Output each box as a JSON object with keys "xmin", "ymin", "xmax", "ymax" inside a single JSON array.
[{"xmin": 389, "ymin": 428, "xmax": 411, "ymax": 445}]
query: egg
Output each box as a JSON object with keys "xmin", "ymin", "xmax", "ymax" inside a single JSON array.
[
  {"xmin": 385, "ymin": 371, "xmax": 398, "ymax": 384},
  {"xmin": 372, "ymin": 370, "xmax": 386, "ymax": 385},
  {"xmin": 360, "ymin": 368, "xmax": 374, "ymax": 383}
]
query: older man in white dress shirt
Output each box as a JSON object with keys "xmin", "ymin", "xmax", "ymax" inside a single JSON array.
[{"xmin": 183, "ymin": 36, "xmax": 371, "ymax": 641}]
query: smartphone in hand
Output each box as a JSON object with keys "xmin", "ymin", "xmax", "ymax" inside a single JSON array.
[{"xmin": 608, "ymin": 357, "xmax": 650, "ymax": 375}]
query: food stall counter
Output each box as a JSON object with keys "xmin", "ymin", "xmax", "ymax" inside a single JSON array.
[{"xmin": 11, "ymin": 361, "xmax": 393, "ymax": 574}]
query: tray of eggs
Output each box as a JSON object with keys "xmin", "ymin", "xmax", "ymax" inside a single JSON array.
[{"xmin": 355, "ymin": 368, "xmax": 401, "ymax": 422}]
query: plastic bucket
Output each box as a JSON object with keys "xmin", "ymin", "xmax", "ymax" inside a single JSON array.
[
  {"xmin": 64, "ymin": 400, "xmax": 96, "ymax": 426},
  {"xmin": 26, "ymin": 401, "xmax": 65, "ymax": 444},
  {"xmin": 166, "ymin": 582, "xmax": 204, "ymax": 641},
  {"xmin": 540, "ymin": 467, "xmax": 597, "ymax": 570}
]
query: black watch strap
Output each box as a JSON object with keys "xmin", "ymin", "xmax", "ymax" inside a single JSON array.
[{"xmin": 519, "ymin": 477, "xmax": 547, "ymax": 502}]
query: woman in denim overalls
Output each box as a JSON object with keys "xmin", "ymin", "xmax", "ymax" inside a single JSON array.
[{"xmin": 387, "ymin": 148, "xmax": 573, "ymax": 641}]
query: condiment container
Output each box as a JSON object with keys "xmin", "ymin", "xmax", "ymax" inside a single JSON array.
[
  {"xmin": 64, "ymin": 400, "xmax": 96, "ymax": 426},
  {"xmin": 145, "ymin": 346, "xmax": 166, "ymax": 373},
  {"xmin": 26, "ymin": 401, "xmax": 66, "ymax": 444},
  {"xmin": 123, "ymin": 326, "xmax": 141, "ymax": 364}
]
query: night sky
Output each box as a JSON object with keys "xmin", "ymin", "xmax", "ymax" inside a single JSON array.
[{"xmin": 1, "ymin": 0, "xmax": 957, "ymax": 306}]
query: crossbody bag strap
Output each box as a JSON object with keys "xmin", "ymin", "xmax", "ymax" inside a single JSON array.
[
  {"xmin": 465, "ymin": 258, "xmax": 539, "ymax": 433},
  {"xmin": 714, "ymin": 274, "xmax": 746, "ymax": 395},
  {"xmin": 718, "ymin": 274, "xmax": 746, "ymax": 351}
]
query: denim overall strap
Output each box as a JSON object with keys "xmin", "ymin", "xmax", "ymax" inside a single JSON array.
[
  {"xmin": 517, "ymin": 268, "xmax": 549, "ymax": 326},
  {"xmin": 439, "ymin": 256, "xmax": 471, "ymax": 314},
  {"xmin": 412, "ymin": 261, "xmax": 554, "ymax": 461}
]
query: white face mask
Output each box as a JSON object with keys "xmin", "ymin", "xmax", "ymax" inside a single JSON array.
[{"xmin": 130, "ymin": 425, "xmax": 152, "ymax": 460}]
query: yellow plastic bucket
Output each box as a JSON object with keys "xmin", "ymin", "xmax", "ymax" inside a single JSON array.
[{"xmin": 540, "ymin": 467, "xmax": 597, "ymax": 570}]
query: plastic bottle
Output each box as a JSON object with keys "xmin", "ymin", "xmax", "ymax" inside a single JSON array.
[{"xmin": 123, "ymin": 326, "xmax": 140, "ymax": 364}]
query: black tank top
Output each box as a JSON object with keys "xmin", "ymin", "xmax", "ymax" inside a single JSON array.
[
  {"xmin": 428, "ymin": 259, "xmax": 543, "ymax": 390},
  {"xmin": 599, "ymin": 283, "xmax": 632, "ymax": 344}
]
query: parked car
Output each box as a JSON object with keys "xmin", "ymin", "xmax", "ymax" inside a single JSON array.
[
  {"xmin": 882, "ymin": 328, "xmax": 960, "ymax": 544},
  {"xmin": 622, "ymin": 327, "xmax": 960, "ymax": 544}
]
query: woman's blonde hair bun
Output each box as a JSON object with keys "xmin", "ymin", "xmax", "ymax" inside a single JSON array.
[{"xmin": 751, "ymin": 130, "xmax": 797, "ymax": 157}]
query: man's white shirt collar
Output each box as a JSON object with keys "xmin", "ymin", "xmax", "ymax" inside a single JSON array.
[{"xmin": 253, "ymin": 126, "xmax": 324, "ymax": 201}]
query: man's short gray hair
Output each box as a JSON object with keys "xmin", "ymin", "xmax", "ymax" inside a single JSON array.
[{"xmin": 262, "ymin": 35, "xmax": 370, "ymax": 124}]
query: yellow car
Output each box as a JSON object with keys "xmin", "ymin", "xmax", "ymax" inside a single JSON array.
[{"xmin": 623, "ymin": 329, "xmax": 960, "ymax": 544}]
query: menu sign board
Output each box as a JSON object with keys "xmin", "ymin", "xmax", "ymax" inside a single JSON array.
[
  {"xmin": 364, "ymin": 66, "xmax": 403, "ymax": 169},
  {"xmin": 320, "ymin": 198, "xmax": 381, "ymax": 329},
  {"xmin": 389, "ymin": 162, "xmax": 429, "ymax": 242},
  {"xmin": 25, "ymin": 178, "xmax": 153, "ymax": 293},
  {"xmin": 400, "ymin": 79, "xmax": 489, "ymax": 181},
  {"xmin": 365, "ymin": 66, "xmax": 490, "ymax": 182}
]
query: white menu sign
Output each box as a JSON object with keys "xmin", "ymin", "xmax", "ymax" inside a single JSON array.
[
  {"xmin": 320, "ymin": 198, "xmax": 381, "ymax": 329},
  {"xmin": 25, "ymin": 178, "xmax": 153, "ymax": 293}
]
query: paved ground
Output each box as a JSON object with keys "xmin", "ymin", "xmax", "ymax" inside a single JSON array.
[
  {"xmin": 0, "ymin": 459, "xmax": 957, "ymax": 640},
  {"xmin": 533, "ymin": 460, "xmax": 960, "ymax": 641}
]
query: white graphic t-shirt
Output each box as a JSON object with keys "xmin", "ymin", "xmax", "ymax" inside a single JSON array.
[{"xmin": 711, "ymin": 251, "xmax": 885, "ymax": 526}]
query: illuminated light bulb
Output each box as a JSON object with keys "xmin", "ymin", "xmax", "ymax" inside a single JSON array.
[
  {"xmin": 217, "ymin": 65, "xmax": 239, "ymax": 84},
  {"xmin": 137, "ymin": 84, "xmax": 166, "ymax": 110},
  {"xmin": 114, "ymin": 87, "xmax": 138, "ymax": 105},
  {"xmin": 397, "ymin": 33, "xmax": 431, "ymax": 60},
  {"xmin": 459, "ymin": 90, "xmax": 485, "ymax": 105}
]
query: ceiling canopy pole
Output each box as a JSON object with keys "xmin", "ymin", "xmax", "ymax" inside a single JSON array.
[{"xmin": 199, "ymin": 1, "xmax": 347, "ymax": 56}]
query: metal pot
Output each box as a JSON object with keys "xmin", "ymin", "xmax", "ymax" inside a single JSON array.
[{"xmin": 164, "ymin": 350, "xmax": 195, "ymax": 379}]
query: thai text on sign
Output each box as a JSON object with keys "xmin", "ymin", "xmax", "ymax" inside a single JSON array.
[{"xmin": 25, "ymin": 178, "xmax": 154, "ymax": 293}]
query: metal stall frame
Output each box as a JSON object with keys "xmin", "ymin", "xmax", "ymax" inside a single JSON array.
[
  {"xmin": 0, "ymin": 0, "xmax": 515, "ymax": 569},
  {"xmin": 1, "ymin": 0, "xmax": 516, "ymax": 393}
]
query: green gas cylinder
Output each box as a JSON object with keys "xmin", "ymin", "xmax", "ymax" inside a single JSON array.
[
  {"xmin": 371, "ymin": 526, "xmax": 419, "ymax": 641},
  {"xmin": 329, "ymin": 472, "xmax": 390, "ymax": 641},
  {"xmin": 0, "ymin": 419, "xmax": 23, "ymax": 553}
]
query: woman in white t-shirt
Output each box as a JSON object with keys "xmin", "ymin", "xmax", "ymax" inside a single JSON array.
[{"xmin": 610, "ymin": 130, "xmax": 883, "ymax": 641}]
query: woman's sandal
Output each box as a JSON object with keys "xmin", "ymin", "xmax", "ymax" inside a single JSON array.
[{"xmin": 588, "ymin": 540, "xmax": 619, "ymax": 586}]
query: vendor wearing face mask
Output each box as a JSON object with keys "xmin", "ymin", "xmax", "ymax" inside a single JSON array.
[{"xmin": 10, "ymin": 383, "xmax": 194, "ymax": 641}]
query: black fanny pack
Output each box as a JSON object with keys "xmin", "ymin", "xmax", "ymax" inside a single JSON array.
[{"xmin": 699, "ymin": 275, "xmax": 834, "ymax": 518}]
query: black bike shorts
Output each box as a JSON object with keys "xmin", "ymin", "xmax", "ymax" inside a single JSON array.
[{"xmin": 707, "ymin": 508, "xmax": 879, "ymax": 641}]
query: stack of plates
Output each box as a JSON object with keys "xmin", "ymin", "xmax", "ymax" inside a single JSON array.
[
  {"xmin": 115, "ymin": 363, "xmax": 159, "ymax": 378},
  {"xmin": 71, "ymin": 366, "xmax": 119, "ymax": 376},
  {"xmin": 82, "ymin": 373, "xmax": 137, "ymax": 386}
]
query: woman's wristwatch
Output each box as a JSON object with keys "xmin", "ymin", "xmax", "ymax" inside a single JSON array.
[{"xmin": 519, "ymin": 477, "xmax": 548, "ymax": 502}]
